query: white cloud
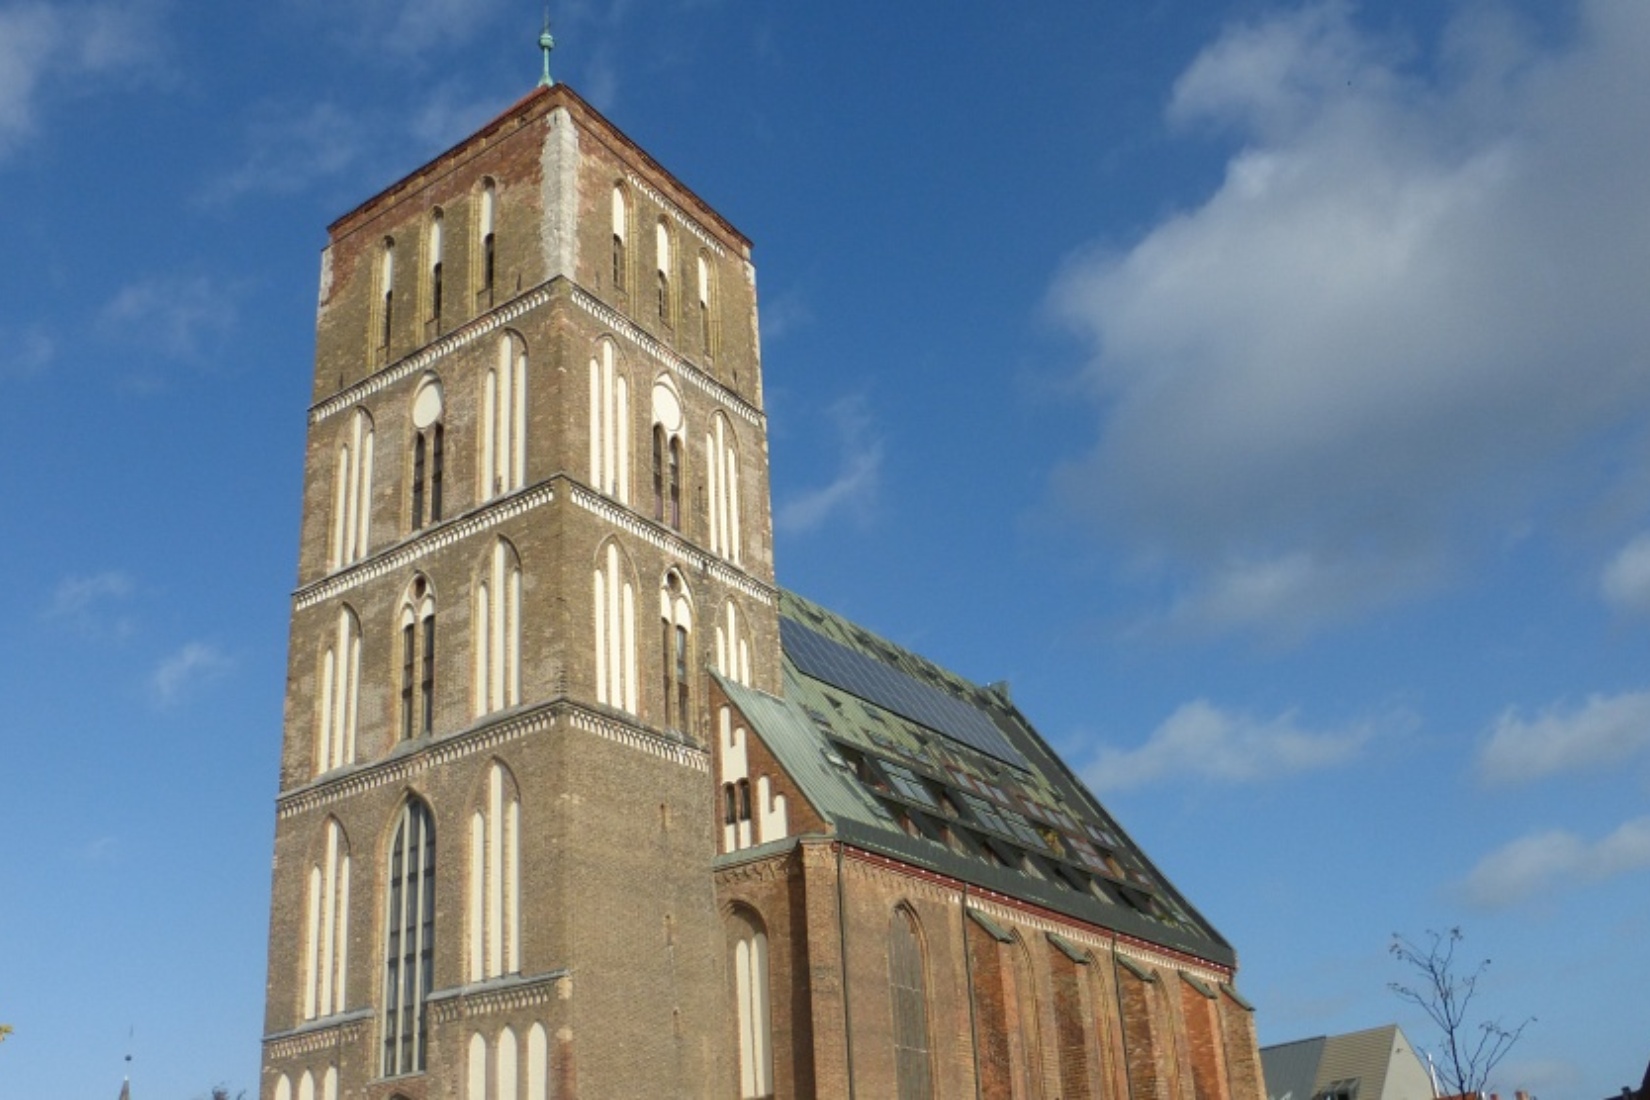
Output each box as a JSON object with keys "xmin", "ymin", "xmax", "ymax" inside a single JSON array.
[
  {"xmin": 0, "ymin": 1, "xmax": 166, "ymax": 160},
  {"xmin": 44, "ymin": 571, "xmax": 133, "ymax": 630},
  {"xmin": 775, "ymin": 396, "xmax": 882, "ymax": 535},
  {"xmin": 1600, "ymin": 533, "xmax": 1650, "ymax": 615},
  {"xmin": 151, "ymin": 641, "xmax": 231, "ymax": 704},
  {"xmin": 99, "ymin": 275, "xmax": 240, "ymax": 362},
  {"xmin": 1052, "ymin": 1, "xmax": 1650, "ymax": 636},
  {"xmin": 0, "ymin": 325, "xmax": 53, "ymax": 379},
  {"xmin": 1084, "ymin": 699, "xmax": 1375, "ymax": 791},
  {"xmin": 201, "ymin": 101, "xmax": 369, "ymax": 204},
  {"xmin": 1163, "ymin": 550, "xmax": 1438, "ymax": 640},
  {"xmin": 1478, "ymin": 691, "xmax": 1650, "ymax": 785},
  {"xmin": 296, "ymin": 0, "xmax": 509, "ymax": 57},
  {"xmin": 1461, "ymin": 817, "xmax": 1650, "ymax": 908}
]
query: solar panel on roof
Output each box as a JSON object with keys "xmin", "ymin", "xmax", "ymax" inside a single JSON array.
[{"xmin": 781, "ymin": 618, "xmax": 1029, "ymax": 769}]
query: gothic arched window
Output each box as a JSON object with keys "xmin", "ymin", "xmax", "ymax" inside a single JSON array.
[
  {"xmin": 707, "ymin": 412, "xmax": 742, "ymax": 563},
  {"xmin": 472, "ymin": 539, "xmax": 522, "ymax": 718},
  {"xmin": 611, "ymin": 184, "xmax": 629, "ymax": 292},
  {"xmin": 482, "ymin": 333, "xmax": 527, "ymax": 501},
  {"xmin": 329, "ymin": 408, "xmax": 374, "ymax": 569},
  {"xmin": 476, "ymin": 177, "xmax": 497, "ymax": 308},
  {"xmin": 593, "ymin": 541, "xmax": 637, "ymax": 714},
  {"xmin": 890, "ymin": 907, "xmax": 933, "ymax": 1100},
  {"xmin": 426, "ymin": 208, "xmax": 444, "ymax": 336},
  {"xmin": 315, "ymin": 604, "xmax": 361, "ymax": 774},
  {"xmin": 382, "ymin": 798, "xmax": 436, "ymax": 1077},
  {"xmin": 659, "ymin": 571, "xmax": 693, "ymax": 732},
  {"xmin": 589, "ymin": 339, "xmax": 629, "ymax": 503},
  {"xmin": 303, "ymin": 817, "xmax": 350, "ymax": 1020},
  {"xmin": 467, "ymin": 761, "xmax": 521, "ymax": 981},
  {"xmin": 410, "ymin": 376, "xmax": 445, "ymax": 531},
  {"xmin": 400, "ymin": 577, "xmax": 436, "ymax": 739},
  {"xmin": 731, "ymin": 907, "xmax": 773, "ymax": 1099}
]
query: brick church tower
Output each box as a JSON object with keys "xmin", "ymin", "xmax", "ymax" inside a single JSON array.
[
  {"xmin": 261, "ymin": 74, "xmax": 777, "ymax": 1099},
  {"xmin": 262, "ymin": 60, "xmax": 1266, "ymax": 1100}
]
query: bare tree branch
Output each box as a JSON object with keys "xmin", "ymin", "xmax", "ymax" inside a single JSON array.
[{"xmin": 1390, "ymin": 928, "xmax": 1533, "ymax": 1097}]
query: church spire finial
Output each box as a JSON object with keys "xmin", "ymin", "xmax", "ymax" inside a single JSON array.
[{"xmin": 538, "ymin": 9, "xmax": 555, "ymax": 88}]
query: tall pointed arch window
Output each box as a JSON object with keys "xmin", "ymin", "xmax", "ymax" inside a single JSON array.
[
  {"xmin": 707, "ymin": 412, "xmax": 742, "ymax": 563},
  {"xmin": 378, "ymin": 238, "xmax": 396, "ymax": 361},
  {"xmin": 316, "ymin": 604, "xmax": 361, "ymax": 774},
  {"xmin": 655, "ymin": 218, "xmax": 673, "ymax": 326},
  {"xmin": 382, "ymin": 798, "xmax": 435, "ymax": 1077},
  {"xmin": 593, "ymin": 541, "xmax": 637, "ymax": 714},
  {"xmin": 731, "ymin": 908, "xmax": 773, "ymax": 1099},
  {"xmin": 659, "ymin": 571, "xmax": 693, "ymax": 732},
  {"xmin": 476, "ymin": 178, "xmax": 497, "ymax": 309},
  {"xmin": 697, "ymin": 253, "xmax": 715, "ymax": 357},
  {"xmin": 303, "ymin": 818, "xmax": 351, "ymax": 1020},
  {"xmin": 473, "ymin": 539, "xmax": 522, "ymax": 717},
  {"xmin": 410, "ymin": 377, "xmax": 444, "ymax": 531},
  {"xmin": 330, "ymin": 408, "xmax": 374, "ymax": 569},
  {"xmin": 482, "ymin": 333, "xmax": 526, "ymax": 500},
  {"xmin": 611, "ymin": 184, "xmax": 629, "ymax": 292},
  {"xmin": 651, "ymin": 378, "xmax": 684, "ymax": 530},
  {"xmin": 426, "ymin": 209, "xmax": 444, "ymax": 337},
  {"xmin": 589, "ymin": 340, "xmax": 630, "ymax": 503},
  {"xmin": 400, "ymin": 577, "xmax": 437, "ymax": 740},
  {"xmin": 890, "ymin": 907, "xmax": 934, "ymax": 1100},
  {"xmin": 467, "ymin": 760, "xmax": 521, "ymax": 982},
  {"xmin": 715, "ymin": 599, "xmax": 752, "ymax": 687}
]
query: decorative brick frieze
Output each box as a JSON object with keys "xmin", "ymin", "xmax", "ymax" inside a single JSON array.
[
  {"xmin": 623, "ymin": 172, "xmax": 727, "ymax": 259},
  {"xmin": 293, "ymin": 482, "xmax": 556, "ymax": 609},
  {"xmin": 568, "ymin": 705, "xmax": 710, "ymax": 772},
  {"xmin": 263, "ymin": 1015, "xmax": 368, "ymax": 1061},
  {"xmin": 310, "ymin": 283, "xmax": 558, "ymax": 424},
  {"xmin": 428, "ymin": 971, "xmax": 568, "ymax": 1023},
  {"xmin": 570, "ymin": 287, "xmax": 762, "ymax": 427},
  {"xmin": 278, "ymin": 699, "xmax": 707, "ymax": 817},
  {"xmin": 569, "ymin": 483, "xmax": 775, "ymax": 604}
]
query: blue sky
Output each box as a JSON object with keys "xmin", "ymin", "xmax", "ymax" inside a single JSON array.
[{"xmin": 2, "ymin": 1, "xmax": 1647, "ymax": 1096}]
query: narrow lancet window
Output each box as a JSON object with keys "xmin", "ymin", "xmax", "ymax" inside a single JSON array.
[
  {"xmin": 427, "ymin": 210, "xmax": 444, "ymax": 336},
  {"xmin": 473, "ymin": 539, "xmax": 522, "ymax": 717},
  {"xmin": 482, "ymin": 333, "xmax": 526, "ymax": 500},
  {"xmin": 400, "ymin": 577, "xmax": 436, "ymax": 739},
  {"xmin": 467, "ymin": 761, "xmax": 522, "ymax": 982},
  {"xmin": 477, "ymin": 178, "xmax": 497, "ymax": 308},
  {"xmin": 593, "ymin": 541, "xmax": 637, "ymax": 714},
  {"xmin": 303, "ymin": 818, "xmax": 351, "ymax": 1020},
  {"xmin": 589, "ymin": 340, "xmax": 630, "ymax": 504},
  {"xmin": 611, "ymin": 184, "xmax": 628, "ymax": 292},
  {"xmin": 329, "ymin": 409, "xmax": 374, "ymax": 569}
]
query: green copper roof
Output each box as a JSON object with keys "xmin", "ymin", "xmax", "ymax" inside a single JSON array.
[{"xmin": 718, "ymin": 589, "xmax": 1237, "ymax": 967}]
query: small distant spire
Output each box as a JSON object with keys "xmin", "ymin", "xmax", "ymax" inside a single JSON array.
[{"xmin": 538, "ymin": 9, "xmax": 555, "ymax": 88}]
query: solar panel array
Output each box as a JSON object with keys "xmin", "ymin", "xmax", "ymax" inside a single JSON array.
[{"xmin": 781, "ymin": 618, "xmax": 1029, "ymax": 769}]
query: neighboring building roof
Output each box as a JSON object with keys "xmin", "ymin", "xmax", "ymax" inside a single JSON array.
[
  {"xmin": 1261, "ymin": 1024, "xmax": 1435, "ymax": 1100},
  {"xmin": 1262, "ymin": 1036, "xmax": 1329, "ymax": 1100},
  {"xmin": 718, "ymin": 589, "xmax": 1237, "ymax": 967}
]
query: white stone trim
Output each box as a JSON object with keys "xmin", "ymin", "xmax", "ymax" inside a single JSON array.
[
  {"xmin": 294, "ymin": 484, "xmax": 554, "ymax": 611},
  {"xmin": 263, "ymin": 1015, "xmax": 367, "ymax": 1060},
  {"xmin": 625, "ymin": 171, "xmax": 726, "ymax": 259},
  {"xmin": 429, "ymin": 971, "xmax": 568, "ymax": 1022},
  {"xmin": 570, "ymin": 484, "xmax": 775, "ymax": 606},
  {"xmin": 569, "ymin": 706, "xmax": 710, "ymax": 772},
  {"xmin": 278, "ymin": 700, "xmax": 707, "ymax": 817},
  {"xmin": 310, "ymin": 285, "xmax": 557, "ymax": 425},
  {"xmin": 570, "ymin": 288, "xmax": 762, "ymax": 427}
]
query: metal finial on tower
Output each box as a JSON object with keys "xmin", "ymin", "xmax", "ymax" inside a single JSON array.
[{"xmin": 538, "ymin": 9, "xmax": 555, "ymax": 87}]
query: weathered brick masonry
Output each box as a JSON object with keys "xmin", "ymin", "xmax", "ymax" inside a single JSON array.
[{"xmin": 260, "ymin": 79, "xmax": 1267, "ymax": 1100}]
